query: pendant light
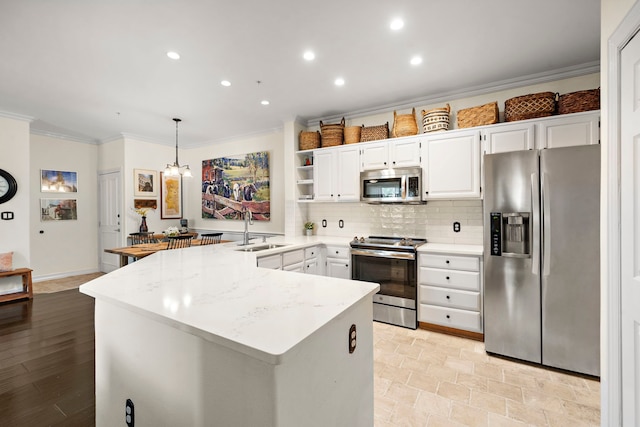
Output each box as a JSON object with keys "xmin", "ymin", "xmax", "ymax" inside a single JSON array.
[{"xmin": 164, "ymin": 118, "xmax": 192, "ymax": 178}]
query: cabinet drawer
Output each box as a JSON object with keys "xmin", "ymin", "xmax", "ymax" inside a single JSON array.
[
  {"xmin": 304, "ymin": 246, "xmax": 320, "ymax": 259},
  {"xmin": 282, "ymin": 249, "xmax": 304, "ymax": 266},
  {"xmin": 419, "ymin": 285, "xmax": 480, "ymax": 311},
  {"xmin": 283, "ymin": 261, "xmax": 304, "ymax": 272},
  {"xmin": 419, "ymin": 304, "xmax": 482, "ymax": 332},
  {"xmin": 326, "ymin": 245, "xmax": 349, "ymax": 259},
  {"xmin": 420, "ymin": 254, "xmax": 479, "ymax": 272},
  {"xmin": 257, "ymin": 254, "xmax": 281, "ymax": 270},
  {"xmin": 420, "ymin": 267, "xmax": 479, "ymax": 291}
]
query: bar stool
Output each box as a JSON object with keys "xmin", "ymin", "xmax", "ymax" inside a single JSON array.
[
  {"xmin": 200, "ymin": 232, "xmax": 223, "ymax": 245},
  {"xmin": 166, "ymin": 235, "xmax": 193, "ymax": 249},
  {"xmin": 129, "ymin": 232, "xmax": 157, "ymax": 244}
]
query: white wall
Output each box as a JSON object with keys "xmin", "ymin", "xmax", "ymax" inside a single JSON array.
[
  {"xmin": 184, "ymin": 129, "xmax": 285, "ymax": 235},
  {"xmin": 30, "ymin": 134, "xmax": 99, "ymax": 279},
  {"xmin": 0, "ymin": 116, "xmax": 30, "ymax": 293},
  {"xmin": 122, "ymin": 136, "xmax": 176, "ymax": 237}
]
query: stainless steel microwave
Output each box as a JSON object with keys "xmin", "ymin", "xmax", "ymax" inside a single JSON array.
[{"xmin": 360, "ymin": 167, "xmax": 423, "ymax": 204}]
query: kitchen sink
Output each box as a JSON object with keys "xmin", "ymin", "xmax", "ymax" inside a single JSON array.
[{"xmin": 234, "ymin": 243, "xmax": 288, "ymax": 252}]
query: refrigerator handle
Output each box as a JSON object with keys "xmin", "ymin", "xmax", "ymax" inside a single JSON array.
[
  {"xmin": 541, "ymin": 172, "xmax": 551, "ymax": 277},
  {"xmin": 531, "ymin": 172, "xmax": 540, "ymax": 275}
]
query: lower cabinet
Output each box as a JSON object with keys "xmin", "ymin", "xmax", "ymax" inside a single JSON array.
[
  {"xmin": 257, "ymin": 254, "xmax": 282, "ymax": 270},
  {"xmin": 304, "ymin": 246, "xmax": 323, "ymax": 275},
  {"xmin": 325, "ymin": 245, "xmax": 351, "ymax": 279},
  {"xmin": 418, "ymin": 252, "xmax": 483, "ymax": 338}
]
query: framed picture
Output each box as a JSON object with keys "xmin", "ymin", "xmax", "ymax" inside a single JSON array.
[
  {"xmin": 160, "ymin": 172, "xmax": 182, "ymax": 219},
  {"xmin": 41, "ymin": 170, "xmax": 78, "ymax": 193},
  {"xmin": 40, "ymin": 199, "xmax": 78, "ymax": 221},
  {"xmin": 134, "ymin": 169, "xmax": 158, "ymax": 197},
  {"xmin": 201, "ymin": 151, "xmax": 270, "ymax": 221},
  {"xmin": 134, "ymin": 199, "xmax": 157, "ymax": 210}
]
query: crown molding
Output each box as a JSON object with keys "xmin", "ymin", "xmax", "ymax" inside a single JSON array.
[
  {"xmin": 306, "ymin": 61, "xmax": 601, "ymax": 127},
  {"xmin": 185, "ymin": 125, "xmax": 284, "ymax": 149},
  {"xmin": 0, "ymin": 110, "xmax": 34, "ymax": 122},
  {"xmin": 30, "ymin": 128, "xmax": 99, "ymax": 144}
]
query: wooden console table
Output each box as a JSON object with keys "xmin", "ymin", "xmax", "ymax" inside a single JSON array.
[{"xmin": 0, "ymin": 268, "xmax": 33, "ymax": 303}]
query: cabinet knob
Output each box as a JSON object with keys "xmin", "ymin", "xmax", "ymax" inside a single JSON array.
[
  {"xmin": 384, "ymin": 161, "xmax": 387, "ymax": 165},
  {"xmin": 446, "ymin": 295, "xmax": 450, "ymax": 299},
  {"xmin": 392, "ymin": 161, "xmax": 396, "ymax": 164},
  {"xmin": 446, "ymin": 315, "xmax": 450, "ymax": 319},
  {"xmin": 336, "ymin": 251, "xmax": 339, "ymax": 254},
  {"xmin": 446, "ymin": 260, "xmax": 450, "ymax": 264},
  {"xmin": 446, "ymin": 276, "xmax": 450, "ymax": 280},
  {"xmin": 345, "ymin": 264, "xmax": 349, "ymax": 267}
]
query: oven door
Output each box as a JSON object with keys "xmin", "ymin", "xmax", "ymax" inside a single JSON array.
[{"xmin": 351, "ymin": 249, "xmax": 417, "ymax": 308}]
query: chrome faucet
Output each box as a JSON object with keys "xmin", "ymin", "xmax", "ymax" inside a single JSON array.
[{"xmin": 242, "ymin": 207, "xmax": 253, "ymax": 246}]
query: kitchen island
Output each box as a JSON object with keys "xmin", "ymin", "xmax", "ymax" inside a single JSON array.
[{"xmin": 80, "ymin": 240, "xmax": 379, "ymax": 427}]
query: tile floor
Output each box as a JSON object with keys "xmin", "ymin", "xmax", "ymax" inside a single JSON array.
[{"xmin": 372, "ymin": 322, "xmax": 600, "ymax": 427}]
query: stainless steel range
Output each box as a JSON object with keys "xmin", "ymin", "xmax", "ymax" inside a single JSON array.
[{"xmin": 350, "ymin": 236, "xmax": 426, "ymax": 329}]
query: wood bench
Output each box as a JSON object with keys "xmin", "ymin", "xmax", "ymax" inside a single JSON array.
[{"xmin": 0, "ymin": 268, "xmax": 33, "ymax": 303}]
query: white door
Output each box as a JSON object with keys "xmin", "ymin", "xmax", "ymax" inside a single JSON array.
[
  {"xmin": 621, "ymin": 30, "xmax": 640, "ymax": 426},
  {"xmin": 99, "ymin": 170, "xmax": 121, "ymax": 272}
]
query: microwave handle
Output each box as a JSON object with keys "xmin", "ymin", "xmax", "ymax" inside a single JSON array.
[{"xmin": 401, "ymin": 175, "xmax": 406, "ymax": 199}]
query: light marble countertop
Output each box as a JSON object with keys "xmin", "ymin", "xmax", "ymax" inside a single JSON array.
[
  {"xmin": 80, "ymin": 236, "xmax": 379, "ymax": 365},
  {"xmin": 418, "ymin": 242, "xmax": 484, "ymax": 257}
]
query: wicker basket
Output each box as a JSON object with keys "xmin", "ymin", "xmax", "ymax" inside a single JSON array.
[
  {"xmin": 392, "ymin": 108, "xmax": 418, "ymax": 138},
  {"xmin": 360, "ymin": 122, "xmax": 389, "ymax": 142},
  {"xmin": 504, "ymin": 92, "xmax": 557, "ymax": 122},
  {"xmin": 299, "ymin": 131, "xmax": 320, "ymax": 151},
  {"xmin": 421, "ymin": 104, "xmax": 450, "ymax": 133},
  {"xmin": 457, "ymin": 102, "xmax": 499, "ymax": 128},
  {"xmin": 344, "ymin": 126, "xmax": 361, "ymax": 144},
  {"xmin": 320, "ymin": 117, "xmax": 345, "ymax": 147},
  {"xmin": 557, "ymin": 88, "xmax": 600, "ymax": 114}
]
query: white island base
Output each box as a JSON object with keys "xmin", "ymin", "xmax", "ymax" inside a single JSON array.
[{"xmin": 93, "ymin": 290, "xmax": 374, "ymax": 427}]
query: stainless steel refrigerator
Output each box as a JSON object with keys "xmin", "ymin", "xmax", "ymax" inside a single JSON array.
[{"xmin": 483, "ymin": 145, "xmax": 600, "ymax": 377}]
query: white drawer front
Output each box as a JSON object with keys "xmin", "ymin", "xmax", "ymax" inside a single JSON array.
[
  {"xmin": 420, "ymin": 285, "xmax": 480, "ymax": 311},
  {"xmin": 420, "ymin": 254, "xmax": 479, "ymax": 272},
  {"xmin": 326, "ymin": 245, "xmax": 349, "ymax": 259},
  {"xmin": 420, "ymin": 267, "xmax": 479, "ymax": 291},
  {"xmin": 419, "ymin": 304, "xmax": 482, "ymax": 332},
  {"xmin": 283, "ymin": 261, "xmax": 304, "ymax": 272},
  {"xmin": 304, "ymin": 246, "xmax": 320, "ymax": 259},
  {"xmin": 257, "ymin": 254, "xmax": 281, "ymax": 269},
  {"xmin": 282, "ymin": 249, "xmax": 304, "ymax": 266}
]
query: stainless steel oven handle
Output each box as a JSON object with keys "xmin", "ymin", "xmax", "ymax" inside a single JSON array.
[{"xmin": 350, "ymin": 248, "xmax": 416, "ymax": 260}]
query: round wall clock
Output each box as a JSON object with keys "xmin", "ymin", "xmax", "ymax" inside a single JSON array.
[{"xmin": 0, "ymin": 169, "xmax": 18, "ymax": 204}]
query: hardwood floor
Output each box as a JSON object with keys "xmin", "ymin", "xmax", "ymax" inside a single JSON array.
[{"xmin": 0, "ymin": 290, "xmax": 95, "ymax": 426}]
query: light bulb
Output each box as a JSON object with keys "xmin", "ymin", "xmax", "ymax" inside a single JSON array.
[{"xmin": 182, "ymin": 166, "xmax": 192, "ymax": 178}]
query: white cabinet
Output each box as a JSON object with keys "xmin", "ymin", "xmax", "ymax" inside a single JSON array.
[
  {"xmin": 282, "ymin": 249, "xmax": 304, "ymax": 273},
  {"xmin": 422, "ymin": 129, "xmax": 481, "ymax": 199},
  {"xmin": 536, "ymin": 111, "xmax": 599, "ymax": 149},
  {"xmin": 325, "ymin": 245, "xmax": 351, "ymax": 280},
  {"xmin": 304, "ymin": 246, "xmax": 323, "ymax": 275},
  {"xmin": 360, "ymin": 137, "xmax": 421, "ymax": 170},
  {"xmin": 257, "ymin": 254, "xmax": 282, "ymax": 270},
  {"xmin": 418, "ymin": 253, "xmax": 483, "ymax": 335},
  {"xmin": 313, "ymin": 146, "xmax": 360, "ymax": 202},
  {"xmin": 482, "ymin": 122, "xmax": 535, "ymax": 154}
]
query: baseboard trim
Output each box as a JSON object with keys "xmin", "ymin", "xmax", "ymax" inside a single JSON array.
[
  {"xmin": 33, "ymin": 269, "xmax": 101, "ymax": 282},
  {"xmin": 418, "ymin": 322, "xmax": 484, "ymax": 342}
]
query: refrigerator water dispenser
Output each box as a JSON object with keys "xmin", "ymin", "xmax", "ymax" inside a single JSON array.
[{"xmin": 490, "ymin": 212, "xmax": 530, "ymax": 257}]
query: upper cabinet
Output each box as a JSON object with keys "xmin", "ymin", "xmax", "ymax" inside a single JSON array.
[
  {"xmin": 422, "ymin": 129, "xmax": 481, "ymax": 199},
  {"xmin": 313, "ymin": 145, "xmax": 360, "ymax": 202},
  {"xmin": 482, "ymin": 122, "xmax": 535, "ymax": 155},
  {"xmin": 536, "ymin": 111, "xmax": 599, "ymax": 149},
  {"xmin": 360, "ymin": 137, "xmax": 421, "ymax": 170}
]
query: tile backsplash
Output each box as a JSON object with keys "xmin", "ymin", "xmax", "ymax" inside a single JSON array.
[{"xmin": 307, "ymin": 200, "xmax": 483, "ymax": 245}]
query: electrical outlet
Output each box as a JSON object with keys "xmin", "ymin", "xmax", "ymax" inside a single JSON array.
[
  {"xmin": 453, "ymin": 221, "xmax": 461, "ymax": 232},
  {"xmin": 348, "ymin": 324, "xmax": 357, "ymax": 354},
  {"xmin": 126, "ymin": 399, "xmax": 135, "ymax": 427}
]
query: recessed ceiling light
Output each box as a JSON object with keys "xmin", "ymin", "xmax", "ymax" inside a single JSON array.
[
  {"xmin": 221, "ymin": 80, "xmax": 231, "ymax": 87},
  {"xmin": 390, "ymin": 18, "xmax": 404, "ymax": 31},
  {"xmin": 334, "ymin": 77, "xmax": 345, "ymax": 86},
  {"xmin": 167, "ymin": 51, "xmax": 180, "ymax": 60},
  {"xmin": 303, "ymin": 51, "xmax": 315, "ymax": 61},
  {"xmin": 261, "ymin": 100, "xmax": 270, "ymax": 106},
  {"xmin": 410, "ymin": 56, "xmax": 423, "ymax": 65}
]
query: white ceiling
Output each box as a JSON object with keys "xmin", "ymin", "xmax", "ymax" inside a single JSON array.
[{"xmin": 0, "ymin": 0, "xmax": 600, "ymax": 148}]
